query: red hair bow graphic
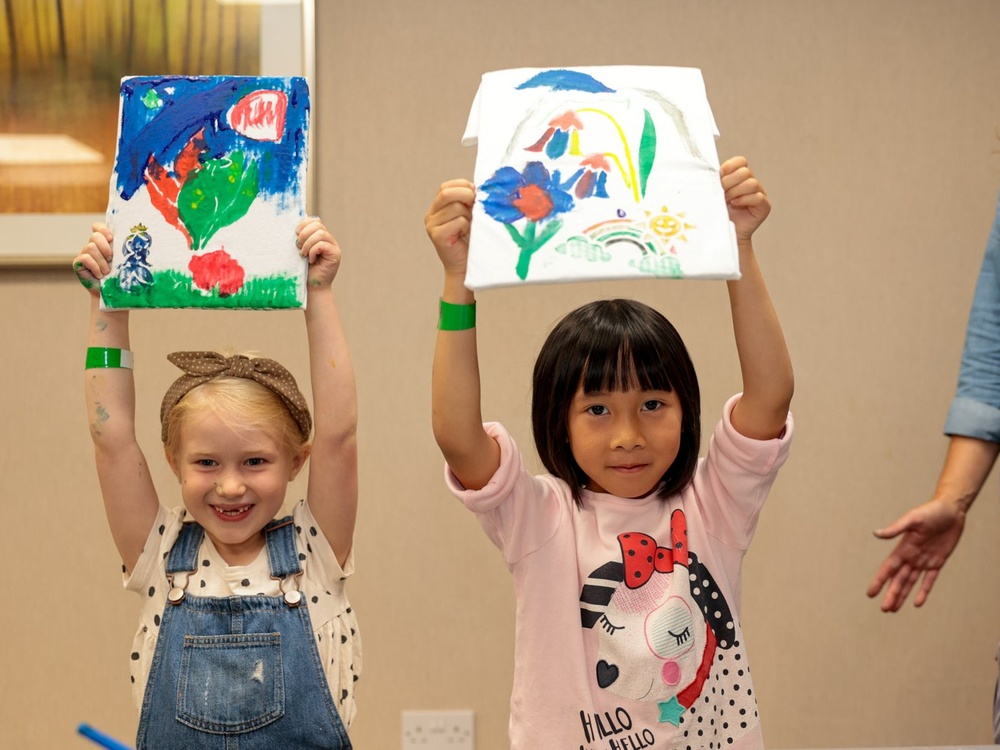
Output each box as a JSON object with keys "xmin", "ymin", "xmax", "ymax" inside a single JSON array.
[{"xmin": 617, "ymin": 510, "xmax": 689, "ymax": 589}]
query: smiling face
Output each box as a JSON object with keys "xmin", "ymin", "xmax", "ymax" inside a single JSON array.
[
  {"xmin": 567, "ymin": 386, "xmax": 683, "ymax": 498},
  {"xmin": 166, "ymin": 407, "xmax": 306, "ymax": 565}
]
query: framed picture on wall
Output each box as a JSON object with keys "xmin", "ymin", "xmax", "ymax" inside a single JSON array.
[{"xmin": 0, "ymin": 0, "xmax": 315, "ymax": 267}]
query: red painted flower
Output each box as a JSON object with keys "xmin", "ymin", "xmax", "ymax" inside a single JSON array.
[
  {"xmin": 188, "ymin": 249, "xmax": 245, "ymax": 296},
  {"xmin": 525, "ymin": 111, "xmax": 584, "ymax": 158},
  {"xmin": 575, "ymin": 154, "xmax": 611, "ymax": 199}
]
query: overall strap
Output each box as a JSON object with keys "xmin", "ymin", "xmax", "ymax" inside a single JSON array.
[
  {"xmin": 264, "ymin": 515, "xmax": 302, "ymax": 579},
  {"xmin": 166, "ymin": 521, "xmax": 205, "ymax": 575}
]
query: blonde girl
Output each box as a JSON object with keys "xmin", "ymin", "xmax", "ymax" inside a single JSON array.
[{"xmin": 73, "ymin": 218, "xmax": 360, "ymax": 749}]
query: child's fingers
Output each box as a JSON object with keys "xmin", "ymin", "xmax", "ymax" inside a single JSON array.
[
  {"xmin": 728, "ymin": 189, "xmax": 769, "ymax": 209},
  {"xmin": 72, "ymin": 253, "xmax": 106, "ymax": 291},
  {"xmin": 438, "ymin": 178, "xmax": 476, "ymax": 195},
  {"xmin": 720, "ymin": 166, "xmax": 756, "ymax": 193},
  {"xmin": 429, "ymin": 214, "xmax": 471, "ymax": 250},
  {"xmin": 296, "ymin": 215, "xmax": 323, "ymax": 235},
  {"xmin": 300, "ymin": 228, "xmax": 340, "ymax": 264},
  {"xmin": 426, "ymin": 200, "xmax": 473, "ymax": 233},
  {"xmin": 305, "ymin": 239, "xmax": 340, "ymax": 266},
  {"xmin": 426, "ymin": 183, "xmax": 476, "ymax": 218},
  {"xmin": 719, "ymin": 155, "xmax": 748, "ymax": 177},
  {"xmin": 91, "ymin": 221, "xmax": 113, "ymax": 243},
  {"xmin": 81, "ymin": 236, "xmax": 113, "ymax": 275},
  {"xmin": 87, "ymin": 229, "xmax": 114, "ymax": 263},
  {"xmin": 296, "ymin": 218, "xmax": 337, "ymax": 258}
]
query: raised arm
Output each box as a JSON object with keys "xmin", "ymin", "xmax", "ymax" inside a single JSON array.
[
  {"xmin": 74, "ymin": 224, "xmax": 160, "ymax": 572},
  {"xmin": 721, "ymin": 157, "xmax": 794, "ymax": 440},
  {"xmin": 297, "ymin": 218, "xmax": 358, "ymax": 568},
  {"xmin": 426, "ymin": 179, "xmax": 501, "ymax": 490}
]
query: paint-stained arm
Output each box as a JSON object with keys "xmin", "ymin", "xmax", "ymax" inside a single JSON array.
[
  {"xmin": 720, "ymin": 157, "xmax": 794, "ymax": 440},
  {"xmin": 298, "ymin": 218, "xmax": 358, "ymax": 568},
  {"xmin": 426, "ymin": 180, "xmax": 502, "ymax": 489},
  {"xmin": 74, "ymin": 224, "xmax": 160, "ymax": 573}
]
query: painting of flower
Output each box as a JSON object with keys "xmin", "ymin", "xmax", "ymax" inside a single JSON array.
[
  {"xmin": 481, "ymin": 161, "xmax": 578, "ymax": 279},
  {"xmin": 462, "ymin": 66, "xmax": 740, "ymax": 289}
]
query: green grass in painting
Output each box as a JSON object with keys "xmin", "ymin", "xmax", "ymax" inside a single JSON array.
[{"xmin": 102, "ymin": 271, "xmax": 302, "ymax": 309}]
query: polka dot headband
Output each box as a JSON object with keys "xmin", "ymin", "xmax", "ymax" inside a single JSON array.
[{"xmin": 160, "ymin": 351, "xmax": 312, "ymax": 443}]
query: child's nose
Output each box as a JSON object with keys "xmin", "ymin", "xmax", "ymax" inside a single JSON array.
[
  {"xmin": 215, "ymin": 474, "xmax": 247, "ymax": 499},
  {"xmin": 612, "ymin": 415, "xmax": 645, "ymax": 449}
]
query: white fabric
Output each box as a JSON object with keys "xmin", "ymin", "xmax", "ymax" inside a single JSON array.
[
  {"xmin": 124, "ymin": 499, "xmax": 362, "ymax": 727},
  {"xmin": 462, "ymin": 66, "xmax": 739, "ymax": 290}
]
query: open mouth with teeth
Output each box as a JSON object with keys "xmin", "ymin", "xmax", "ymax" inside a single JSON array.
[{"xmin": 212, "ymin": 505, "xmax": 254, "ymax": 521}]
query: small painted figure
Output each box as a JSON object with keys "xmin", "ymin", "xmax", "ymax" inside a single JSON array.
[{"xmin": 119, "ymin": 224, "xmax": 154, "ymax": 292}]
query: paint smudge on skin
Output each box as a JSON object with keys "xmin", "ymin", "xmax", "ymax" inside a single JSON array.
[{"xmin": 95, "ymin": 404, "xmax": 110, "ymax": 423}]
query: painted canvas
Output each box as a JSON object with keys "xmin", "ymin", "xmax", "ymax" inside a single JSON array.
[
  {"xmin": 101, "ymin": 75, "xmax": 310, "ymax": 309},
  {"xmin": 462, "ymin": 66, "xmax": 739, "ymax": 290}
]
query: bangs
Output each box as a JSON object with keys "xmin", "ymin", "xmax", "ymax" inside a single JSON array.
[{"xmin": 579, "ymin": 329, "xmax": 676, "ymax": 395}]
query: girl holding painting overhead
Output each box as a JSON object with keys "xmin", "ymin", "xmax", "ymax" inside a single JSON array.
[
  {"xmin": 425, "ymin": 156, "xmax": 793, "ymax": 748},
  {"xmin": 73, "ymin": 217, "xmax": 360, "ymax": 749}
]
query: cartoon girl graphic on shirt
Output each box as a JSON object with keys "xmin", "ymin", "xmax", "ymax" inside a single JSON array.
[{"xmin": 580, "ymin": 509, "xmax": 736, "ymax": 726}]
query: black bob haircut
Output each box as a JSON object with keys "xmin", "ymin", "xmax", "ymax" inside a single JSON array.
[{"xmin": 531, "ymin": 298, "xmax": 701, "ymax": 505}]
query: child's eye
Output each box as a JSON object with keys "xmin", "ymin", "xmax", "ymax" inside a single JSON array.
[
  {"xmin": 586, "ymin": 405, "xmax": 609, "ymax": 416},
  {"xmin": 196, "ymin": 459, "xmax": 217, "ymax": 467},
  {"xmin": 245, "ymin": 457, "xmax": 267, "ymax": 467},
  {"xmin": 599, "ymin": 614, "xmax": 623, "ymax": 635},
  {"xmin": 642, "ymin": 400, "xmax": 662, "ymax": 411}
]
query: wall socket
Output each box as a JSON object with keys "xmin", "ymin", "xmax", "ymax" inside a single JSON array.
[{"xmin": 401, "ymin": 710, "xmax": 475, "ymax": 749}]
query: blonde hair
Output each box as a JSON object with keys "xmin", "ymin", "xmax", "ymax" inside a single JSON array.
[{"xmin": 163, "ymin": 377, "xmax": 309, "ymax": 460}]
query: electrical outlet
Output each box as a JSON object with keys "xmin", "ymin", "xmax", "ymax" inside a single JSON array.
[{"xmin": 401, "ymin": 710, "xmax": 475, "ymax": 749}]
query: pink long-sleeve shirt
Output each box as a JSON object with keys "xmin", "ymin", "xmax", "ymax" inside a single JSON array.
[{"xmin": 446, "ymin": 395, "xmax": 793, "ymax": 750}]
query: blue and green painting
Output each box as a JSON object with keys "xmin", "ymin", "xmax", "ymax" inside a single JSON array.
[{"xmin": 102, "ymin": 75, "xmax": 309, "ymax": 309}]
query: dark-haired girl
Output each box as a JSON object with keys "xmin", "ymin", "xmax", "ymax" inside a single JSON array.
[{"xmin": 426, "ymin": 157, "xmax": 793, "ymax": 750}]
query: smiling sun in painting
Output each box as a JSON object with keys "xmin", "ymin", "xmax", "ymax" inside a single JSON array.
[{"xmin": 645, "ymin": 206, "xmax": 695, "ymax": 246}]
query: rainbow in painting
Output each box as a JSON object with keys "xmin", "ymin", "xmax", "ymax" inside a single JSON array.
[
  {"xmin": 462, "ymin": 66, "xmax": 739, "ymax": 290},
  {"xmin": 101, "ymin": 75, "xmax": 310, "ymax": 309}
]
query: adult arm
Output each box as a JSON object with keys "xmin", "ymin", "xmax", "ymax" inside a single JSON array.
[{"xmin": 868, "ymin": 191, "xmax": 1000, "ymax": 610}]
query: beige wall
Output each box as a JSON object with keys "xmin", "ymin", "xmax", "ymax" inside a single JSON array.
[{"xmin": 4, "ymin": 1, "xmax": 1000, "ymax": 747}]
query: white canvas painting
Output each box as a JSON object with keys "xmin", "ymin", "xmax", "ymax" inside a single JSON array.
[{"xmin": 102, "ymin": 75, "xmax": 310, "ymax": 309}]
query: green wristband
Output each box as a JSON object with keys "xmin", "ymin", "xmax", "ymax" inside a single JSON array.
[
  {"xmin": 86, "ymin": 347, "xmax": 134, "ymax": 369},
  {"xmin": 438, "ymin": 299, "xmax": 476, "ymax": 331}
]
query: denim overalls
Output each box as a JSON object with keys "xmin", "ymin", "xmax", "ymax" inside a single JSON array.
[{"xmin": 136, "ymin": 516, "xmax": 352, "ymax": 749}]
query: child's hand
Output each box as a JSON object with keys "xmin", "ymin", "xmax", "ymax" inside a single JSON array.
[
  {"xmin": 297, "ymin": 217, "xmax": 342, "ymax": 289},
  {"xmin": 73, "ymin": 223, "xmax": 114, "ymax": 296},
  {"xmin": 425, "ymin": 179, "xmax": 475, "ymax": 276},
  {"xmin": 721, "ymin": 156, "xmax": 771, "ymax": 242}
]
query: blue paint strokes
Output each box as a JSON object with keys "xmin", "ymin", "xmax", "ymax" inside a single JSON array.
[
  {"xmin": 114, "ymin": 76, "xmax": 309, "ymax": 205},
  {"xmin": 515, "ymin": 69, "xmax": 615, "ymax": 94}
]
